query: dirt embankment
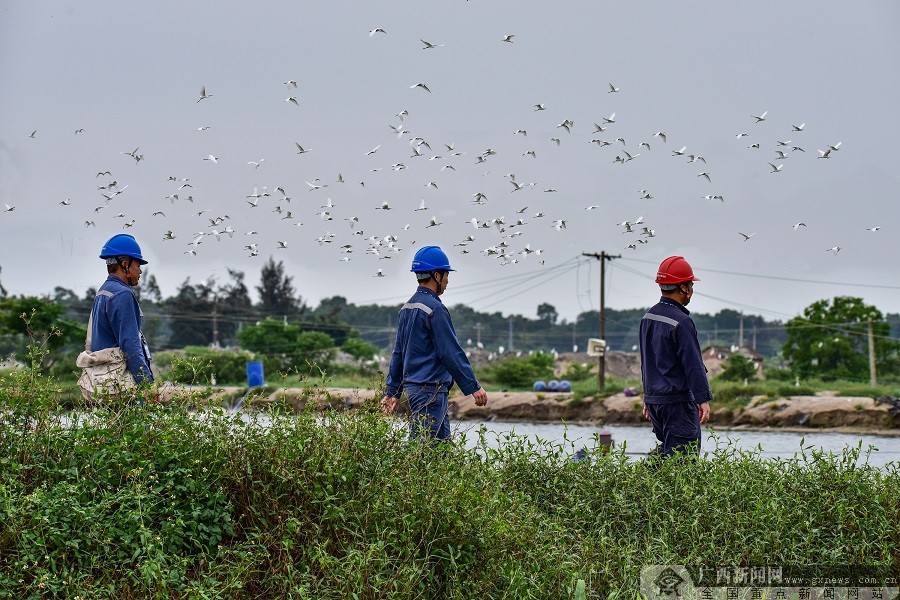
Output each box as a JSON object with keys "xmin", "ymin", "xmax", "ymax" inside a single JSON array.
[
  {"xmin": 447, "ymin": 391, "xmax": 900, "ymax": 433},
  {"xmin": 197, "ymin": 386, "xmax": 899, "ymax": 434}
]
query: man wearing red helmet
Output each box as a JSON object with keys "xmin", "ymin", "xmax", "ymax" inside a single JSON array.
[
  {"xmin": 639, "ymin": 256, "xmax": 712, "ymax": 457},
  {"xmin": 381, "ymin": 246, "xmax": 488, "ymax": 442}
]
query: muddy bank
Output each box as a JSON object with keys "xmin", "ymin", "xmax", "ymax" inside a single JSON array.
[
  {"xmin": 447, "ymin": 390, "xmax": 900, "ymax": 433},
  {"xmin": 191, "ymin": 386, "xmax": 899, "ymax": 433}
]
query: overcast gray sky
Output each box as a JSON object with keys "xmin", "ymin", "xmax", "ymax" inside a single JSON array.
[{"xmin": 1, "ymin": 1, "xmax": 899, "ymax": 323}]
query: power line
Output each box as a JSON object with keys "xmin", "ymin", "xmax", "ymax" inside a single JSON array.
[{"xmin": 618, "ymin": 256, "xmax": 900, "ymax": 291}]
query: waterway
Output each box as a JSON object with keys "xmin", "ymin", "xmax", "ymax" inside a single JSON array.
[{"xmin": 448, "ymin": 420, "xmax": 900, "ymax": 468}]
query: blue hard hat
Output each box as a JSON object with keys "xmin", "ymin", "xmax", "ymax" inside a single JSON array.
[
  {"xmin": 547, "ymin": 379, "xmax": 560, "ymax": 391},
  {"xmin": 533, "ymin": 380, "xmax": 547, "ymax": 391},
  {"xmin": 410, "ymin": 245, "xmax": 454, "ymax": 273},
  {"xmin": 558, "ymin": 380, "xmax": 572, "ymax": 393},
  {"xmin": 100, "ymin": 234, "xmax": 147, "ymax": 264}
]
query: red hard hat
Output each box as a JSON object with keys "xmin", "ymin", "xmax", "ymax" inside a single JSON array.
[{"xmin": 655, "ymin": 256, "xmax": 700, "ymax": 284}]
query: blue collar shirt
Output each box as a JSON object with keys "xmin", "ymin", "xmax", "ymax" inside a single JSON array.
[
  {"xmin": 384, "ymin": 286, "xmax": 480, "ymax": 398},
  {"xmin": 639, "ymin": 297, "xmax": 712, "ymax": 405},
  {"xmin": 90, "ymin": 275, "xmax": 154, "ymax": 384}
]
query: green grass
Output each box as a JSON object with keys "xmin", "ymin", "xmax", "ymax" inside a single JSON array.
[{"xmin": 2, "ymin": 356, "xmax": 898, "ymax": 598}]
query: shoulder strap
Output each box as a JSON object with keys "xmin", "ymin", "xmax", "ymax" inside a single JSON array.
[{"xmin": 85, "ymin": 290, "xmax": 115, "ymax": 351}]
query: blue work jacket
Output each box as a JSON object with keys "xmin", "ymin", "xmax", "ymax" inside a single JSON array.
[
  {"xmin": 639, "ymin": 297, "xmax": 712, "ymax": 405},
  {"xmin": 384, "ymin": 286, "xmax": 480, "ymax": 398},
  {"xmin": 90, "ymin": 275, "xmax": 154, "ymax": 384}
]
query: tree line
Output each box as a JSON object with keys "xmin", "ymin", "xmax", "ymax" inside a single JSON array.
[{"xmin": 1, "ymin": 258, "xmax": 898, "ymax": 383}]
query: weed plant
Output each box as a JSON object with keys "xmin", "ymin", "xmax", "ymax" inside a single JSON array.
[{"xmin": 1, "ymin": 345, "xmax": 898, "ymax": 597}]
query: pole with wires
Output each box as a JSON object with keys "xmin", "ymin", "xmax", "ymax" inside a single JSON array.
[{"xmin": 582, "ymin": 251, "xmax": 620, "ymax": 391}]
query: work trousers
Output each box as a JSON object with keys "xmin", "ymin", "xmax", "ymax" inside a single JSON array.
[
  {"xmin": 646, "ymin": 401, "xmax": 702, "ymax": 457},
  {"xmin": 406, "ymin": 383, "xmax": 451, "ymax": 442}
]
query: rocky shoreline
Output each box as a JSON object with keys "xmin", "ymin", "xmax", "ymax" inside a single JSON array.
[{"xmin": 205, "ymin": 386, "xmax": 900, "ymax": 435}]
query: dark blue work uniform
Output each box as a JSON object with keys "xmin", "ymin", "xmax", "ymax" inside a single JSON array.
[
  {"xmin": 639, "ymin": 297, "xmax": 712, "ymax": 455},
  {"xmin": 385, "ymin": 286, "xmax": 481, "ymax": 440},
  {"xmin": 90, "ymin": 275, "xmax": 153, "ymax": 384}
]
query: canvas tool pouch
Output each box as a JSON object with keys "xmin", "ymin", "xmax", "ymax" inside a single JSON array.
[{"xmin": 76, "ymin": 291, "xmax": 136, "ymax": 401}]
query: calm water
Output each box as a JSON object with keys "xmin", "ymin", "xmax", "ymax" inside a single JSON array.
[{"xmin": 448, "ymin": 420, "xmax": 900, "ymax": 468}]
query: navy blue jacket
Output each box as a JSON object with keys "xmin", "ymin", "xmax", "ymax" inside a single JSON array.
[
  {"xmin": 90, "ymin": 275, "xmax": 154, "ymax": 384},
  {"xmin": 639, "ymin": 297, "xmax": 712, "ymax": 405},
  {"xmin": 384, "ymin": 286, "xmax": 480, "ymax": 398}
]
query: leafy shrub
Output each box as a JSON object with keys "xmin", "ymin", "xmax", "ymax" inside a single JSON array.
[
  {"xmin": 489, "ymin": 352, "xmax": 556, "ymax": 388},
  {"xmin": 710, "ymin": 381, "xmax": 771, "ymax": 407},
  {"xmin": 156, "ymin": 346, "xmax": 261, "ymax": 385},
  {"xmin": 342, "ymin": 336, "xmax": 378, "ymax": 364},
  {"xmin": 776, "ymin": 384, "xmax": 817, "ymax": 397},
  {"xmin": 717, "ymin": 354, "xmax": 759, "ymax": 382},
  {"xmin": 561, "ymin": 361, "xmax": 594, "ymax": 382},
  {"xmin": 765, "ymin": 367, "xmax": 794, "ymax": 381},
  {"xmin": 836, "ymin": 384, "xmax": 895, "ymax": 399},
  {"xmin": 295, "ymin": 330, "xmax": 337, "ymax": 374}
]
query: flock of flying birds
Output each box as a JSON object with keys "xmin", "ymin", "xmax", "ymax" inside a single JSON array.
[{"xmin": 13, "ymin": 28, "xmax": 882, "ymax": 280}]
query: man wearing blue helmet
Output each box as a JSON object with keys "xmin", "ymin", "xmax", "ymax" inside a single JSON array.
[
  {"xmin": 78, "ymin": 234, "xmax": 154, "ymax": 398},
  {"xmin": 381, "ymin": 246, "xmax": 488, "ymax": 441}
]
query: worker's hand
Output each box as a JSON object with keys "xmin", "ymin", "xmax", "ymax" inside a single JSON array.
[
  {"xmin": 698, "ymin": 401, "xmax": 710, "ymax": 425},
  {"xmin": 381, "ymin": 395, "xmax": 398, "ymax": 415},
  {"xmin": 642, "ymin": 403, "xmax": 650, "ymax": 421},
  {"xmin": 472, "ymin": 387, "xmax": 488, "ymax": 407}
]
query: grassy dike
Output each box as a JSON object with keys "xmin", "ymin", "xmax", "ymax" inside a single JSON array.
[{"xmin": 1, "ymin": 367, "xmax": 898, "ymax": 598}]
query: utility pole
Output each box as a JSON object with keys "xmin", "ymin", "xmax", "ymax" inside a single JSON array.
[
  {"xmin": 738, "ymin": 311, "xmax": 744, "ymax": 348},
  {"xmin": 211, "ymin": 297, "xmax": 219, "ymax": 348},
  {"xmin": 508, "ymin": 316, "xmax": 514, "ymax": 352},
  {"xmin": 868, "ymin": 319, "xmax": 877, "ymax": 386},
  {"xmin": 475, "ymin": 322, "xmax": 482, "ymax": 348},
  {"xmin": 582, "ymin": 251, "xmax": 621, "ymax": 391}
]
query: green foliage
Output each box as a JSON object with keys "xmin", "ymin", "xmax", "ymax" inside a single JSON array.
[
  {"xmin": 486, "ymin": 351, "xmax": 556, "ymax": 388},
  {"xmin": 765, "ymin": 367, "xmax": 794, "ymax": 381},
  {"xmin": 0, "ymin": 298, "xmax": 83, "ymax": 371},
  {"xmin": 295, "ymin": 330, "xmax": 337, "ymax": 374},
  {"xmin": 236, "ymin": 318, "xmax": 335, "ymax": 373},
  {"xmin": 0, "ymin": 362, "xmax": 898, "ymax": 597},
  {"xmin": 709, "ymin": 381, "xmax": 771, "ymax": 408},
  {"xmin": 717, "ymin": 354, "xmax": 759, "ymax": 382},
  {"xmin": 155, "ymin": 346, "xmax": 260, "ymax": 385},
  {"xmin": 776, "ymin": 384, "xmax": 817, "ymax": 397},
  {"xmin": 783, "ymin": 296, "xmax": 899, "ymax": 381},
  {"xmin": 342, "ymin": 336, "xmax": 378, "ymax": 364},
  {"xmin": 561, "ymin": 361, "xmax": 594, "ymax": 382}
]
